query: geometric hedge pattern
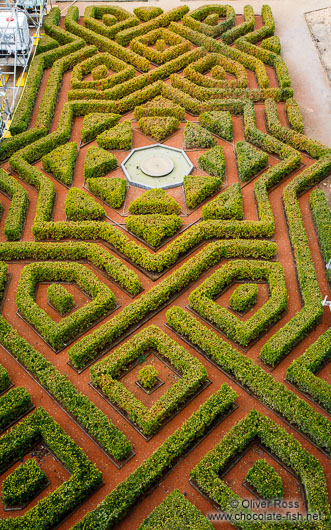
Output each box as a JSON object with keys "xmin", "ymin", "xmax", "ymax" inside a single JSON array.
[{"xmin": 0, "ymin": 3, "xmax": 329, "ymax": 529}]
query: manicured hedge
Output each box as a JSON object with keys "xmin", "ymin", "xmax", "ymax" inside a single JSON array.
[
  {"xmin": 134, "ymin": 6, "xmax": 163, "ymax": 22},
  {"xmin": 138, "ymin": 116, "xmax": 179, "ymax": 141},
  {"xmin": 0, "ymin": 241, "xmax": 141, "ymax": 296},
  {"xmin": 0, "ymin": 168, "xmax": 28, "ymax": 240},
  {"xmin": 73, "ymin": 384, "xmax": 237, "ymax": 529},
  {"xmin": 86, "ymin": 177, "xmax": 126, "ymax": 209},
  {"xmin": 130, "ymin": 28, "xmax": 190, "ymax": 65},
  {"xmin": 184, "ymin": 175, "xmax": 222, "ymax": 209},
  {"xmin": 286, "ymin": 328, "xmax": 331, "ymax": 414},
  {"xmin": 138, "ymin": 365, "xmax": 158, "ymax": 390},
  {"xmin": 190, "ymin": 409, "xmax": 330, "ymax": 526},
  {"xmin": 236, "ymin": 141, "xmax": 269, "ymax": 182},
  {"xmin": 138, "ymin": 489, "xmax": 214, "ymax": 529},
  {"xmin": 246, "ymin": 459, "xmax": 284, "ymax": 500},
  {"xmin": 0, "ymin": 364, "xmax": 10, "ymax": 394},
  {"xmin": 128, "ymin": 188, "xmax": 181, "ymax": 215},
  {"xmin": 83, "ymin": 6, "xmax": 139, "ymax": 40},
  {"xmin": 0, "ymin": 315, "xmax": 132, "ymax": 460},
  {"xmin": 0, "ymin": 387, "xmax": 32, "ymax": 431},
  {"xmin": 184, "ymin": 53, "xmax": 248, "ymax": 90},
  {"xmin": 48, "ymin": 283, "xmax": 74, "ymax": 315},
  {"xmin": 65, "ymin": 188, "xmax": 106, "ymax": 221},
  {"xmin": 81, "ymin": 113, "xmax": 121, "ymax": 143},
  {"xmin": 166, "ymin": 306, "xmax": 331, "ymax": 455},
  {"xmin": 17, "ymin": 262, "xmax": 115, "ymax": 351},
  {"xmin": 125, "ymin": 214, "xmax": 183, "ymax": 247},
  {"xmin": 91, "ymin": 325, "xmax": 208, "ymax": 436},
  {"xmin": 198, "ymin": 145, "xmax": 226, "ymax": 180},
  {"xmin": 286, "ymin": 98, "xmax": 304, "ymax": 133},
  {"xmin": 202, "ymin": 183, "xmax": 243, "ymax": 220},
  {"xmin": 42, "ymin": 142, "xmax": 77, "ymax": 186},
  {"xmin": 84, "ymin": 146, "xmax": 118, "ymax": 179},
  {"xmin": 97, "ymin": 120, "xmax": 132, "ymax": 150},
  {"xmin": 199, "ymin": 111, "xmax": 233, "ymax": 141},
  {"xmin": 71, "ymin": 52, "xmax": 135, "ymax": 91},
  {"xmin": 0, "ymin": 407, "xmax": 102, "ymax": 528},
  {"xmin": 184, "ymin": 122, "xmax": 216, "ymax": 149},
  {"xmin": 2, "ymin": 459, "xmax": 48, "ymax": 506},
  {"xmin": 68, "ymin": 240, "xmax": 277, "ymax": 369},
  {"xmin": 229, "ymin": 283, "xmax": 258, "ymax": 312},
  {"xmin": 182, "ymin": 5, "xmax": 235, "ymax": 38},
  {"xmin": 92, "ymin": 64, "xmax": 108, "ymax": 80},
  {"xmin": 189, "ymin": 260, "xmax": 287, "ymax": 347},
  {"xmin": 310, "ymin": 188, "xmax": 331, "ymax": 286},
  {"xmin": 133, "ymin": 96, "xmax": 185, "ymax": 120}
]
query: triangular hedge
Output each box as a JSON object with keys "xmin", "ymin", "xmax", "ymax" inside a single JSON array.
[
  {"xmin": 86, "ymin": 177, "xmax": 126, "ymax": 209},
  {"xmin": 184, "ymin": 122, "xmax": 217, "ymax": 149},
  {"xmin": 84, "ymin": 146, "xmax": 117, "ymax": 179},
  {"xmin": 198, "ymin": 145, "xmax": 226, "ymax": 181},
  {"xmin": 81, "ymin": 113, "xmax": 120, "ymax": 143},
  {"xmin": 128, "ymin": 188, "xmax": 181, "ymax": 215},
  {"xmin": 138, "ymin": 117, "xmax": 180, "ymax": 141},
  {"xmin": 199, "ymin": 111, "xmax": 233, "ymax": 141},
  {"xmin": 97, "ymin": 120, "xmax": 132, "ymax": 150},
  {"xmin": 65, "ymin": 188, "xmax": 105, "ymax": 221},
  {"xmin": 42, "ymin": 142, "xmax": 77, "ymax": 186},
  {"xmin": 133, "ymin": 6, "xmax": 163, "ymax": 21},
  {"xmin": 184, "ymin": 175, "xmax": 221, "ymax": 209},
  {"xmin": 202, "ymin": 183, "xmax": 243, "ymax": 220},
  {"xmin": 236, "ymin": 141, "xmax": 269, "ymax": 182},
  {"xmin": 125, "ymin": 214, "xmax": 183, "ymax": 247},
  {"xmin": 134, "ymin": 96, "xmax": 185, "ymax": 120}
]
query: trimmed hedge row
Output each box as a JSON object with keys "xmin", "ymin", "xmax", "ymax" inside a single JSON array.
[
  {"xmin": 0, "ymin": 168, "xmax": 28, "ymax": 240},
  {"xmin": 166, "ymin": 306, "xmax": 331, "ymax": 455},
  {"xmin": 130, "ymin": 28, "xmax": 190, "ymax": 65},
  {"xmin": 199, "ymin": 111, "xmax": 233, "ymax": 142},
  {"xmin": 125, "ymin": 214, "xmax": 183, "ymax": 248},
  {"xmin": 221, "ymin": 4, "xmax": 255, "ymax": 44},
  {"xmin": 182, "ymin": 5, "xmax": 235, "ymax": 38},
  {"xmin": 189, "ymin": 260, "xmax": 287, "ymax": 347},
  {"xmin": 286, "ymin": 98, "xmax": 304, "ymax": 134},
  {"xmin": 0, "ymin": 315, "xmax": 132, "ymax": 461},
  {"xmin": 73, "ymin": 384, "xmax": 237, "ymax": 529},
  {"xmin": 71, "ymin": 52, "xmax": 135, "ymax": 90},
  {"xmin": 48, "ymin": 283, "xmax": 74, "ymax": 315},
  {"xmin": 184, "ymin": 53, "xmax": 248, "ymax": 89},
  {"xmin": 0, "ymin": 241, "xmax": 142, "ymax": 296},
  {"xmin": 133, "ymin": 96, "xmax": 185, "ymax": 120},
  {"xmin": 129, "ymin": 188, "xmax": 181, "ymax": 215},
  {"xmin": 138, "ymin": 489, "xmax": 213, "ymax": 529},
  {"xmin": 0, "ymin": 387, "xmax": 32, "ymax": 431},
  {"xmin": 310, "ymin": 188, "xmax": 331, "ymax": 286},
  {"xmin": 198, "ymin": 145, "xmax": 225, "ymax": 179},
  {"xmin": 17, "ymin": 262, "xmax": 116, "ymax": 350},
  {"xmin": 138, "ymin": 116, "xmax": 180, "ymax": 142},
  {"xmin": 246, "ymin": 459, "xmax": 284, "ymax": 500},
  {"xmin": 65, "ymin": 188, "xmax": 106, "ymax": 221},
  {"xmin": 202, "ymin": 183, "xmax": 243, "ymax": 221},
  {"xmin": 84, "ymin": 5, "xmax": 139, "ymax": 40},
  {"xmin": 2, "ymin": 459, "xmax": 48, "ymax": 506},
  {"xmin": 190, "ymin": 409, "xmax": 330, "ymax": 526},
  {"xmin": 81, "ymin": 113, "xmax": 120, "ymax": 143},
  {"xmin": 184, "ymin": 175, "xmax": 222, "ymax": 209},
  {"xmin": 86, "ymin": 177, "xmax": 126, "ymax": 209},
  {"xmin": 91, "ymin": 325, "xmax": 208, "ymax": 436},
  {"xmin": 84, "ymin": 145, "xmax": 118, "ymax": 179},
  {"xmin": 97, "ymin": 120, "xmax": 132, "ymax": 150},
  {"xmin": 0, "ymin": 407, "xmax": 102, "ymax": 528},
  {"xmin": 184, "ymin": 122, "xmax": 217, "ymax": 148},
  {"xmin": 0, "ymin": 364, "xmax": 10, "ymax": 394},
  {"xmin": 68, "ymin": 240, "xmax": 277, "ymax": 369},
  {"xmin": 42, "ymin": 142, "xmax": 77, "ymax": 186},
  {"xmin": 286, "ymin": 328, "xmax": 331, "ymax": 414},
  {"xmin": 134, "ymin": 6, "xmax": 163, "ymax": 22},
  {"xmin": 138, "ymin": 365, "xmax": 158, "ymax": 390},
  {"xmin": 236, "ymin": 141, "xmax": 269, "ymax": 182},
  {"xmin": 115, "ymin": 6, "xmax": 189, "ymax": 47}
]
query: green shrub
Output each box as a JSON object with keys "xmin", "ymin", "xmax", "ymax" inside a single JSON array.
[
  {"xmin": 184, "ymin": 175, "xmax": 221, "ymax": 209},
  {"xmin": 128, "ymin": 188, "xmax": 181, "ymax": 215},
  {"xmin": 198, "ymin": 145, "xmax": 226, "ymax": 180},
  {"xmin": 199, "ymin": 111, "xmax": 233, "ymax": 141},
  {"xmin": 130, "ymin": 28, "xmax": 190, "ymax": 65},
  {"xmin": 91, "ymin": 325, "xmax": 208, "ymax": 436},
  {"xmin": 48, "ymin": 283, "xmax": 74, "ymax": 315},
  {"xmin": 189, "ymin": 260, "xmax": 287, "ymax": 347},
  {"xmin": 138, "ymin": 116, "xmax": 179, "ymax": 141},
  {"xmin": 125, "ymin": 214, "xmax": 182, "ymax": 247},
  {"xmin": 84, "ymin": 146, "xmax": 118, "ymax": 179},
  {"xmin": 138, "ymin": 365, "xmax": 158, "ymax": 389},
  {"xmin": 182, "ymin": 5, "xmax": 235, "ymax": 38},
  {"xmin": 229, "ymin": 283, "xmax": 258, "ymax": 312},
  {"xmin": 36, "ymin": 34, "xmax": 59, "ymax": 55},
  {"xmin": 0, "ymin": 315, "xmax": 132, "ymax": 460},
  {"xmin": 0, "ymin": 168, "xmax": 28, "ymax": 240},
  {"xmin": 42, "ymin": 142, "xmax": 77, "ymax": 186},
  {"xmin": 202, "ymin": 183, "xmax": 243, "ymax": 220},
  {"xmin": 86, "ymin": 177, "xmax": 126, "ymax": 209},
  {"xmin": 71, "ymin": 52, "xmax": 135, "ymax": 90},
  {"xmin": 190, "ymin": 409, "xmax": 330, "ymax": 525},
  {"xmin": 133, "ymin": 6, "xmax": 163, "ymax": 22},
  {"xmin": 0, "ymin": 407, "xmax": 102, "ymax": 528},
  {"xmin": 17, "ymin": 262, "xmax": 116, "ymax": 351},
  {"xmin": 134, "ymin": 96, "xmax": 185, "ymax": 120},
  {"xmin": 0, "ymin": 364, "xmax": 10, "ymax": 394},
  {"xmin": 310, "ymin": 188, "xmax": 331, "ymax": 286},
  {"xmin": 91, "ymin": 64, "xmax": 108, "ymax": 80},
  {"xmin": 236, "ymin": 141, "xmax": 269, "ymax": 182},
  {"xmin": 65, "ymin": 188, "xmax": 106, "ymax": 221},
  {"xmin": 2, "ymin": 459, "xmax": 48, "ymax": 506},
  {"xmin": 73, "ymin": 385, "xmax": 237, "ymax": 529},
  {"xmin": 261, "ymin": 36, "xmax": 281, "ymax": 54},
  {"xmin": 81, "ymin": 113, "xmax": 120, "ymax": 143},
  {"xmin": 184, "ymin": 122, "xmax": 216, "ymax": 148},
  {"xmin": 286, "ymin": 98, "xmax": 304, "ymax": 133},
  {"xmin": 0, "ymin": 387, "xmax": 32, "ymax": 431},
  {"xmin": 166, "ymin": 306, "xmax": 331, "ymax": 455},
  {"xmin": 138, "ymin": 490, "xmax": 214, "ymax": 529},
  {"xmin": 97, "ymin": 120, "xmax": 132, "ymax": 150},
  {"xmin": 246, "ymin": 459, "xmax": 284, "ymax": 500}
]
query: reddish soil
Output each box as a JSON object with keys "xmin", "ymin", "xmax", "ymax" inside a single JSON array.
[{"xmin": 0, "ymin": 12, "xmax": 329, "ymax": 530}]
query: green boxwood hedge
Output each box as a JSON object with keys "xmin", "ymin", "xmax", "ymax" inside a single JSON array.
[
  {"xmin": 47, "ymin": 283, "xmax": 74, "ymax": 315},
  {"xmin": 2, "ymin": 459, "xmax": 48, "ymax": 506},
  {"xmin": 0, "ymin": 387, "xmax": 32, "ymax": 431},
  {"xmin": 246, "ymin": 459, "xmax": 284, "ymax": 500}
]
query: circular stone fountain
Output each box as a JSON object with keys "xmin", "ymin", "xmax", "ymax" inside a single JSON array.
[{"xmin": 122, "ymin": 144, "xmax": 193, "ymax": 189}]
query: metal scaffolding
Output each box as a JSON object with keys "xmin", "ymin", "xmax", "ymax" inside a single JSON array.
[{"xmin": 0, "ymin": 0, "xmax": 49, "ymax": 138}]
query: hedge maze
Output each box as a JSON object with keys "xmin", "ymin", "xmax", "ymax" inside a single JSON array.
[{"xmin": 0, "ymin": 3, "xmax": 329, "ymax": 529}]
